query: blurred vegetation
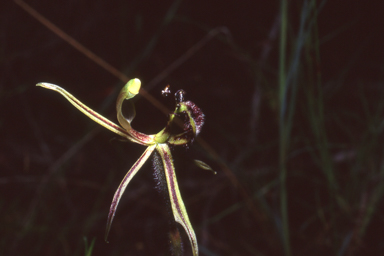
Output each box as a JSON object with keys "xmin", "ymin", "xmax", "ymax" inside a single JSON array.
[{"xmin": 1, "ymin": 0, "xmax": 383, "ymax": 255}]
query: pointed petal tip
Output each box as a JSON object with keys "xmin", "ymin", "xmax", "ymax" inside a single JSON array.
[
  {"xmin": 104, "ymin": 210, "xmax": 115, "ymax": 243},
  {"xmin": 104, "ymin": 221, "xmax": 112, "ymax": 243},
  {"xmin": 36, "ymin": 82, "xmax": 58, "ymax": 90},
  {"xmin": 104, "ymin": 235, "xmax": 110, "ymax": 243},
  {"xmin": 36, "ymin": 82, "xmax": 47, "ymax": 87}
]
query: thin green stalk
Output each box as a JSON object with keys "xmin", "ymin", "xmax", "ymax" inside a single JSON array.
[
  {"xmin": 278, "ymin": 0, "xmax": 290, "ymax": 255},
  {"xmin": 357, "ymin": 91, "xmax": 384, "ymax": 237}
]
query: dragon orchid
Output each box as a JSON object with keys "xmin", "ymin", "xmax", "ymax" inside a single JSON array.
[{"xmin": 37, "ymin": 78, "xmax": 206, "ymax": 256}]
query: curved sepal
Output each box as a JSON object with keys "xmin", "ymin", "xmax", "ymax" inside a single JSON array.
[
  {"xmin": 156, "ymin": 144, "xmax": 198, "ymax": 256},
  {"xmin": 115, "ymin": 79, "xmax": 156, "ymax": 145},
  {"xmin": 105, "ymin": 145, "xmax": 156, "ymax": 242},
  {"xmin": 116, "ymin": 78, "xmax": 141, "ymax": 131}
]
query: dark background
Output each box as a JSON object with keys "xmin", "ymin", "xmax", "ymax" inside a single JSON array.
[{"xmin": 1, "ymin": 0, "xmax": 384, "ymax": 255}]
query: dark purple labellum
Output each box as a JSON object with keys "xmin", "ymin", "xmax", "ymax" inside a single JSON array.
[
  {"xmin": 184, "ymin": 101, "xmax": 205, "ymax": 136},
  {"xmin": 166, "ymin": 91, "xmax": 205, "ymax": 147}
]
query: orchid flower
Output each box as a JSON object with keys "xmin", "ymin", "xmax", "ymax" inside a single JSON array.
[{"xmin": 37, "ymin": 79, "xmax": 205, "ymax": 256}]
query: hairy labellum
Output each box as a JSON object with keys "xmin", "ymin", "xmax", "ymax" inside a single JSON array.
[{"xmin": 183, "ymin": 101, "xmax": 205, "ymax": 136}]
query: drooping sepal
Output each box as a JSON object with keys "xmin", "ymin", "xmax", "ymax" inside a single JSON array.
[
  {"xmin": 105, "ymin": 145, "xmax": 156, "ymax": 242},
  {"xmin": 156, "ymin": 143, "xmax": 199, "ymax": 256}
]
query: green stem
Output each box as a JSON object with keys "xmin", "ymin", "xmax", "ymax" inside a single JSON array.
[{"xmin": 279, "ymin": 0, "xmax": 291, "ymax": 255}]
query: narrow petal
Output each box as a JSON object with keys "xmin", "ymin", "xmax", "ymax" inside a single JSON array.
[
  {"xmin": 105, "ymin": 145, "xmax": 156, "ymax": 241},
  {"xmin": 36, "ymin": 82, "xmax": 140, "ymax": 143},
  {"xmin": 156, "ymin": 143, "xmax": 198, "ymax": 256},
  {"xmin": 194, "ymin": 160, "xmax": 216, "ymax": 174}
]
